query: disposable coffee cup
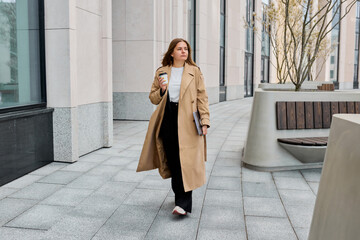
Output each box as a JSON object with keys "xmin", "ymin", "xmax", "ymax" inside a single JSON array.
[{"xmin": 159, "ymin": 73, "xmax": 168, "ymax": 85}]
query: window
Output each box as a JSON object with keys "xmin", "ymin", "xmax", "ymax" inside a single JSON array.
[
  {"xmin": 353, "ymin": 1, "xmax": 360, "ymax": 89},
  {"xmin": 261, "ymin": 0, "xmax": 270, "ymax": 83},
  {"xmin": 0, "ymin": 0, "xmax": 45, "ymax": 111},
  {"xmin": 244, "ymin": 0, "xmax": 254, "ymax": 96},
  {"xmin": 220, "ymin": 0, "xmax": 225, "ymax": 87},
  {"xmin": 329, "ymin": 0, "xmax": 340, "ymax": 87},
  {"xmin": 188, "ymin": 0, "xmax": 196, "ymax": 62}
]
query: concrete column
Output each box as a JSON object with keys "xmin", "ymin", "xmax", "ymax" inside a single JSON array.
[
  {"xmin": 45, "ymin": 0, "xmax": 113, "ymax": 162},
  {"xmin": 225, "ymin": 0, "xmax": 244, "ymax": 100}
]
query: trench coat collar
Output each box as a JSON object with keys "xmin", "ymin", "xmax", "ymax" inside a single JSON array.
[
  {"xmin": 179, "ymin": 62, "xmax": 195, "ymax": 101},
  {"xmin": 160, "ymin": 62, "xmax": 195, "ymax": 101}
]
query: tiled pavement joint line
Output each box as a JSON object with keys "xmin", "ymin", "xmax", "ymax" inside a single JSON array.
[
  {"xmin": 142, "ymin": 189, "xmax": 172, "ymax": 239},
  {"xmin": 195, "ymin": 123, "xmax": 231, "ymax": 239},
  {"xmin": 271, "ymin": 173, "xmax": 300, "ymax": 240},
  {"xmin": 88, "ymin": 180, "xmax": 157, "ymax": 239},
  {"xmin": 2, "ymin": 225, "xmax": 47, "ymax": 231},
  {"xmin": 194, "ymin": 108, "xmax": 247, "ymax": 239},
  {"xmin": 299, "ymin": 171, "xmax": 319, "ymax": 196},
  {"xmin": 241, "ymin": 167, "xmax": 249, "ymax": 240}
]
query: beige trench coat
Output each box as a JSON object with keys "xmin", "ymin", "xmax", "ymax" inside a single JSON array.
[{"xmin": 136, "ymin": 62, "xmax": 210, "ymax": 192}]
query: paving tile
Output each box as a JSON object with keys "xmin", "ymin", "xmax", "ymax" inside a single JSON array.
[
  {"xmin": 9, "ymin": 183, "xmax": 62, "ymax": 200},
  {"xmin": 80, "ymin": 181, "xmax": 137, "ymax": 206},
  {"xmin": 72, "ymin": 202, "xmax": 118, "ymax": 220},
  {"xmin": 221, "ymin": 144, "xmax": 243, "ymax": 152},
  {"xmin": 242, "ymin": 181, "xmax": 278, "ymax": 198},
  {"xmin": 112, "ymin": 169, "xmax": 148, "ymax": 182},
  {"xmin": 66, "ymin": 175, "xmax": 109, "ymax": 190},
  {"xmin": 126, "ymin": 144, "xmax": 143, "ymax": 151},
  {"xmin": 102, "ymin": 156, "xmax": 137, "ymax": 166},
  {"xmin": 242, "ymin": 168, "xmax": 273, "ymax": 182},
  {"xmin": 29, "ymin": 162, "xmax": 69, "ymax": 176},
  {"xmin": 5, "ymin": 204, "xmax": 72, "ymax": 230},
  {"xmin": 78, "ymin": 153, "xmax": 112, "ymax": 163},
  {"xmin": 286, "ymin": 204, "xmax": 315, "ymax": 228},
  {"xmin": 41, "ymin": 188, "xmax": 93, "ymax": 207},
  {"xmin": 272, "ymin": 170, "xmax": 302, "ymax": 178},
  {"xmin": 94, "ymin": 147, "xmax": 128, "ymax": 156},
  {"xmin": 294, "ymin": 227, "xmax": 310, "ymax": 240},
  {"xmin": 217, "ymin": 151, "xmax": 242, "ymax": 159},
  {"xmin": 123, "ymin": 161, "xmax": 140, "ymax": 171},
  {"xmin": 145, "ymin": 213, "xmax": 199, "ymax": 240},
  {"xmin": 61, "ymin": 161, "xmax": 99, "ymax": 172},
  {"xmin": 197, "ymin": 228, "xmax": 247, "ymax": 240},
  {"xmin": 93, "ymin": 205, "xmax": 158, "ymax": 240},
  {"xmin": 308, "ymin": 182, "xmax": 319, "ymax": 195},
  {"xmin": 246, "ymin": 216, "xmax": 297, "ymax": 240},
  {"xmin": 3, "ymin": 174, "xmax": 44, "ymax": 189},
  {"xmin": 278, "ymin": 189, "xmax": 316, "ymax": 206},
  {"xmin": 43, "ymin": 215, "xmax": 107, "ymax": 240},
  {"xmin": 116, "ymin": 150, "xmax": 140, "ymax": 158},
  {"xmin": 86, "ymin": 164, "xmax": 123, "ymax": 176},
  {"xmin": 204, "ymin": 189, "xmax": 242, "ymax": 208},
  {"xmin": 274, "ymin": 176, "xmax": 310, "ymax": 190},
  {"xmin": 301, "ymin": 169, "xmax": 322, "ymax": 182},
  {"xmin": 37, "ymin": 171, "xmax": 82, "ymax": 185},
  {"xmin": 207, "ymin": 176, "xmax": 241, "ymax": 191},
  {"xmin": 136, "ymin": 175, "xmax": 171, "ymax": 190},
  {"xmin": 207, "ymin": 148, "xmax": 220, "ymax": 155},
  {"xmin": 199, "ymin": 205, "xmax": 245, "ymax": 231},
  {"xmin": 211, "ymin": 166, "xmax": 242, "ymax": 177},
  {"xmin": 244, "ymin": 197, "xmax": 287, "ymax": 217},
  {"xmin": 123, "ymin": 188, "xmax": 168, "ymax": 209},
  {"xmin": 0, "ymin": 188, "xmax": 18, "ymax": 200},
  {"xmin": 214, "ymin": 158, "xmax": 241, "ymax": 167},
  {"xmin": 0, "ymin": 227, "xmax": 45, "ymax": 240},
  {"xmin": 0, "ymin": 198, "xmax": 37, "ymax": 226}
]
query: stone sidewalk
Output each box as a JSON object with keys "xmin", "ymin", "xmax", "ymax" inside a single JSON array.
[{"xmin": 0, "ymin": 98, "xmax": 321, "ymax": 240}]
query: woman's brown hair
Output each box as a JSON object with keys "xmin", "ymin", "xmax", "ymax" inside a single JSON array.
[{"xmin": 161, "ymin": 38, "xmax": 197, "ymax": 67}]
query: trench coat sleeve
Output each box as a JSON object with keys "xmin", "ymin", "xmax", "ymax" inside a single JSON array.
[
  {"xmin": 196, "ymin": 69, "xmax": 210, "ymax": 128},
  {"xmin": 149, "ymin": 71, "xmax": 165, "ymax": 105}
]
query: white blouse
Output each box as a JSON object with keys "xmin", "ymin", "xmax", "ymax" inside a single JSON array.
[{"xmin": 168, "ymin": 67, "xmax": 184, "ymax": 103}]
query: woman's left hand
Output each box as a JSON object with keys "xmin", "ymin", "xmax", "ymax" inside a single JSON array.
[{"xmin": 202, "ymin": 125, "xmax": 208, "ymax": 135}]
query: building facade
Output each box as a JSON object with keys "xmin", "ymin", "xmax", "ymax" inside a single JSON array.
[{"xmin": 0, "ymin": 0, "xmax": 359, "ymax": 185}]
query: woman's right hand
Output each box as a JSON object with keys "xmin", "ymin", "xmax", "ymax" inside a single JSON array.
[{"xmin": 158, "ymin": 76, "xmax": 167, "ymax": 93}]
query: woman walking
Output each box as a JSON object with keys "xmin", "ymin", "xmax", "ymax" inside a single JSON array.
[{"xmin": 137, "ymin": 38, "xmax": 210, "ymax": 215}]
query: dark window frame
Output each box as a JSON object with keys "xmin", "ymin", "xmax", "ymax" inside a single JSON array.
[
  {"xmin": 0, "ymin": 0, "xmax": 47, "ymax": 115},
  {"xmin": 244, "ymin": 0, "xmax": 255, "ymax": 97}
]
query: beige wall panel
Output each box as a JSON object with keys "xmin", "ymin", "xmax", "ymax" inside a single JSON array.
[
  {"xmin": 125, "ymin": 41, "xmax": 154, "ymax": 92},
  {"xmin": 76, "ymin": 9, "xmax": 102, "ymax": 105},
  {"xmin": 102, "ymin": 38, "xmax": 113, "ymax": 102},
  {"xmin": 76, "ymin": 0, "xmax": 101, "ymax": 15},
  {"xmin": 338, "ymin": 6, "xmax": 357, "ymax": 89},
  {"xmin": 102, "ymin": 0, "xmax": 112, "ymax": 39},
  {"xmin": 226, "ymin": 0, "xmax": 242, "ymax": 87},
  {"xmin": 126, "ymin": 0, "xmax": 154, "ymax": 40},
  {"xmin": 112, "ymin": 0, "xmax": 125, "ymax": 41},
  {"xmin": 45, "ymin": 0, "xmax": 74, "ymax": 29},
  {"xmin": 197, "ymin": 0, "xmax": 220, "ymax": 90},
  {"xmin": 113, "ymin": 41, "xmax": 126, "ymax": 92},
  {"xmin": 45, "ymin": 29, "xmax": 75, "ymax": 107}
]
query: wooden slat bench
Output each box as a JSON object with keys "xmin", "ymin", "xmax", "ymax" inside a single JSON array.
[{"xmin": 276, "ymin": 101, "xmax": 360, "ymax": 147}]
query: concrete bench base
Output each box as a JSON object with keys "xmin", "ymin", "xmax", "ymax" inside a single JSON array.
[{"xmin": 242, "ymin": 89, "xmax": 360, "ymax": 170}]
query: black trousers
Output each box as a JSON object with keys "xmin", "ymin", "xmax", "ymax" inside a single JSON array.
[{"xmin": 160, "ymin": 99, "xmax": 192, "ymax": 213}]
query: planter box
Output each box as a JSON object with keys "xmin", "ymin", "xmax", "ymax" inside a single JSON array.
[{"xmin": 242, "ymin": 89, "xmax": 360, "ymax": 171}]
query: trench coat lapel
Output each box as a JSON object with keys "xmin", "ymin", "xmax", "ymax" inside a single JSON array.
[{"xmin": 179, "ymin": 63, "xmax": 195, "ymax": 101}]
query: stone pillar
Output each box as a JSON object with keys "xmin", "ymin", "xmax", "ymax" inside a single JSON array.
[{"xmin": 45, "ymin": 0, "xmax": 113, "ymax": 162}]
